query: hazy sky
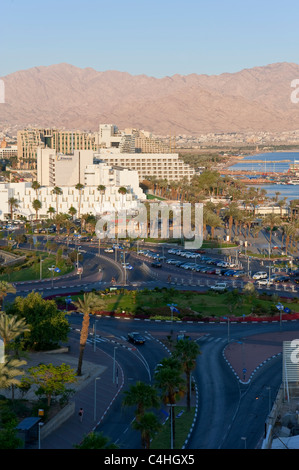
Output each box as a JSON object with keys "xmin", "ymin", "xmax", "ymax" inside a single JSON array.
[{"xmin": 1, "ymin": 0, "xmax": 299, "ymax": 77}]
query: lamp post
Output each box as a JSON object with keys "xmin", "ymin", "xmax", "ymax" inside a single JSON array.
[
  {"xmin": 40, "ymin": 256, "xmax": 44, "ymax": 281},
  {"xmin": 38, "ymin": 421, "xmax": 44, "ymax": 449},
  {"xmin": 94, "ymin": 377, "xmax": 101, "ymax": 421},
  {"xmin": 241, "ymin": 436, "xmax": 247, "ymax": 449}
]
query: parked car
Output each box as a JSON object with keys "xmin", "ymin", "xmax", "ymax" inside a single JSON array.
[
  {"xmin": 151, "ymin": 261, "xmax": 162, "ymax": 268},
  {"xmin": 127, "ymin": 332, "xmax": 145, "ymax": 345},
  {"xmin": 210, "ymin": 282, "xmax": 227, "ymax": 292},
  {"xmin": 273, "ymin": 276, "xmax": 290, "ymax": 283},
  {"xmin": 232, "ymin": 271, "xmax": 246, "ymax": 277},
  {"xmin": 256, "ymin": 278, "xmax": 273, "ymax": 286},
  {"xmin": 252, "ymin": 272, "xmax": 268, "ymax": 280},
  {"xmin": 104, "ymin": 248, "xmax": 114, "ymax": 253}
]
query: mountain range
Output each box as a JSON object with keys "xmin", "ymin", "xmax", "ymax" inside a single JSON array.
[{"xmin": 1, "ymin": 62, "xmax": 299, "ymax": 135}]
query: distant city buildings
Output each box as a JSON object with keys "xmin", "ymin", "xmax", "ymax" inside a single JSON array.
[{"xmin": 0, "ymin": 138, "xmax": 17, "ymax": 159}]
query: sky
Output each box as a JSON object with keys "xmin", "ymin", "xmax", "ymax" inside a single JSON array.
[{"xmin": 1, "ymin": 0, "xmax": 299, "ymax": 78}]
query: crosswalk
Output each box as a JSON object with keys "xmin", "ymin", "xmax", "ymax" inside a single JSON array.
[{"xmin": 197, "ymin": 334, "xmax": 228, "ymax": 344}]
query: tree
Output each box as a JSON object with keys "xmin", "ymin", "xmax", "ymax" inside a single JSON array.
[
  {"xmin": 6, "ymin": 291, "xmax": 70, "ymax": 351},
  {"xmin": 47, "ymin": 206, "xmax": 55, "ymax": 219},
  {"xmin": 262, "ymin": 214, "xmax": 281, "ymax": 250},
  {"xmin": 173, "ymin": 338, "xmax": 200, "ymax": 411},
  {"xmin": 0, "ymin": 313, "xmax": 30, "ymax": 355},
  {"xmin": 74, "ymin": 431, "xmax": 118, "ymax": 449},
  {"xmin": 68, "ymin": 206, "xmax": 77, "ymax": 220},
  {"xmin": 32, "ymin": 199, "xmax": 42, "ymax": 221},
  {"xmin": 72, "ymin": 293, "xmax": 106, "ymax": 376},
  {"xmin": 122, "ymin": 381, "xmax": 160, "ymax": 420},
  {"xmin": 8, "ymin": 197, "xmax": 18, "ymax": 220},
  {"xmin": 0, "ymin": 358, "xmax": 27, "ymax": 390},
  {"xmin": 0, "ymin": 281, "xmax": 16, "ymax": 309},
  {"xmin": 132, "ymin": 412, "xmax": 161, "ymax": 449},
  {"xmin": 52, "ymin": 186, "xmax": 63, "ymax": 214},
  {"xmin": 97, "ymin": 185, "xmax": 106, "ymax": 208},
  {"xmin": 154, "ymin": 361, "xmax": 185, "ymax": 449},
  {"xmin": 23, "ymin": 363, "xmax": 77, "ymax": 407},
  {"xmin": 31, "ymin": 181, "xmax": 41, "ymax": 198},
  {"xmin": 75, "ymin": 183, "xmax": 84, "ymax": 219}
]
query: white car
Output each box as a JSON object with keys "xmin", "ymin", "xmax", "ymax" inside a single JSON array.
[
  {"xmin": 104, "ymin": 248, "xmax": 114, "ymax": 253},
  {"xmin": 252, "ymin": 272, "xmax": 268, "ymax": 280},
  {"xmin": 256, "ymin": 278, "xmax": 272, "ymax": 286},
  {"xmin": 210, "ymin": 282, "xmax": 227, "ymax": 292}
]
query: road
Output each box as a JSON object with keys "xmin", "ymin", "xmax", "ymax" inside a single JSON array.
[{"xmin": 69, "ymin": 313, "xmax": 298, "ymax": 449}]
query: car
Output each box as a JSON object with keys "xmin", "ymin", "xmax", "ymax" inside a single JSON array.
[
  {"xmin": 252, "ymin": 272, "xmax": 268, "ymax": 280},
  {"xmin": 210, "ymin": 282, "xmax": 227, "ymax": 292},
  {"xmin": 223, "ymin": 270, "xmax": 236, "ymax": 276},
  {"xmin": 273, "ymin": 276, "xmax": 290, "ymax": 283},
  {"xmin": 293, "ymin": 277, "xmax": 299, "ymax": 284},
  {"xmin": 256, "ymin": 278, "xmax": 273, "ymax": 286},
  {"xmin": 233, "ymin": 271, "xmax": 246, "ymax": 277},
  {"xmin": 166, "ymin": 258, "xmax": 177, "ymax": 264},
  {"xmin": 127, "ymin": 332, "xmax": 145, "ymax": 345},
  {"xmin": 122, "ymin": 263, "xmax": 133, "ymax": 270},
  {"xmin": 151, "ymin": 261, "xmax": 162, "ymax": 268},
  {"xmin": 104, "ymin": 248, "xmax": 114, "ymax": 253},
  {"xmin": 206, "ymin": 268, "xmax": 217, "ymax": 274}
]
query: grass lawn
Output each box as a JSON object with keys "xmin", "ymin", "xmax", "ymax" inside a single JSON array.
[
  {"xmin": 0, "ymin": 250, "xmax": 73, "ymax": 282},
  {"xmin": 55, "ymin": 288, "xmax": 299, "ymax": 318},
  {"xmin": 150, "ymin": 406, "xmax": 196, "ymax": 449}
]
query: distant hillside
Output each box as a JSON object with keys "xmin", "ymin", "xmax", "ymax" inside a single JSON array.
[{"xmin": 1, "ymin": 62, "xmax": 299, "ymax": 135}]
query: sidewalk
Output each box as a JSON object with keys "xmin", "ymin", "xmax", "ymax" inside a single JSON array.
[{"xmin": 39, "ymin": 339, "xmax": 124, "ymax": 449}]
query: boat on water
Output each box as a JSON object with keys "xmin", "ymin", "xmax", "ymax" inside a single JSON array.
[{"xmin": 287, "ymin": 179, "xmax": 299, "ymax": 185}]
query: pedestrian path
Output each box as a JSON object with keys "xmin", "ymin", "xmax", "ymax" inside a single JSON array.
[{"xmin": 39, "ymin": 339, "xmax": 124, "ymax": 449}]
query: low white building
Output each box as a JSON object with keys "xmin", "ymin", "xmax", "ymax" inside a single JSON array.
[{"xmin": 0, "ymin": 181, "xmax": 146, "ymax": 221}]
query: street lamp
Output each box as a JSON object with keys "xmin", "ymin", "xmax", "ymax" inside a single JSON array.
[
  {"xmin": 40, "ymin": 256, "xmax": 44, "ymax": 281},
  {"xmin": 94, "ymin": 377, "xmax": 101, "ymax": 421},
  {"xmin": 241, "ymin": 436, "xmax": 247, "ymax": 449},
  {"xmin": 38, "ymin": 421, "xmax": 44, "ymax": 449}
]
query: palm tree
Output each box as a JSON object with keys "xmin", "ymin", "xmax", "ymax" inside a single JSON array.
[
  {"xmin": 31, "ymin": 181, "xmax": 41, "ymax": 198},
  {"xmin": 47, "ymin": 206, "xmax": 55, "ymax": 219},
  {"xmin": 0, "ymin": 358, "xmax": 27, "ymax": 390},
  {"xmin": 0, "ymin": 281, "xmax": 16, "ymax": 309},
  {"xmin": 72, "ymin": 293, "xmax": 106, "ymax": 376},
  {"xmin": 118, "ymin": 186, "xmax": 127, "ymax": 208},
  {"xmin": 223, "ymin": 202, "xmax": 240, "ymax": 241},
  {"xmin": 74, "ymin": 431, "xmax": 119, "ymax": 449},
  {"xmin": 154, "ymin": 362, "xmax": 185, "ymax": 449},
  {"xmin": 68, "ymin": 206, "xmax": 77, "ymax": 220},
  {"xmin": 173, "ymin": 338, "xmax": 201, "ymax": 411},
  {"xmin": 262, "ymin": 213, "xmax": 282, "ymax": 250},
  {"xmin": 122, "ymin": 381, "xmax": 160, "ymax": 420},
  {"xmin": 32, "ymin": 199, "xmax": 42, "ymax": 221},
  {"xmin": 132, "ymin": 412, "xmax": 161, "ymax": 449},
  {"xmin": 8, "ymin": 197, "xmax": 18, "ymax": 220},
  {"xmin": 52, "ymin": 186, "xmax": 63, "ymax": 214},
  {"xmin": 75, "ymin": 183, "xmax": 84, "ymax": 219},
  {"xmin": 0, "ymin": 313, "xmax": 30, "ymax": 355},
  {"xmin": 97, "ymin": 185, "xmax": 106, "ymax": 209}
]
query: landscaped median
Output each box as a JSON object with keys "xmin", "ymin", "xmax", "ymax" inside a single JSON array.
[
  {"xmin": 0, "ymin": 248, "xmax": 74, "ymax": 282},
  {"xmin": 52, "ymin": 287, "xmax": 299, "ymax": 323}
]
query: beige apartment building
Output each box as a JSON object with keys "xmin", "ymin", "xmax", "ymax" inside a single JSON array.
[
  {"xmin": 95, "ymin": 149, "xmax": 195, "ymax": 182},
  {"xmin": 17, "ymin": 128, "xmax": 97, "ymax": 169}
]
